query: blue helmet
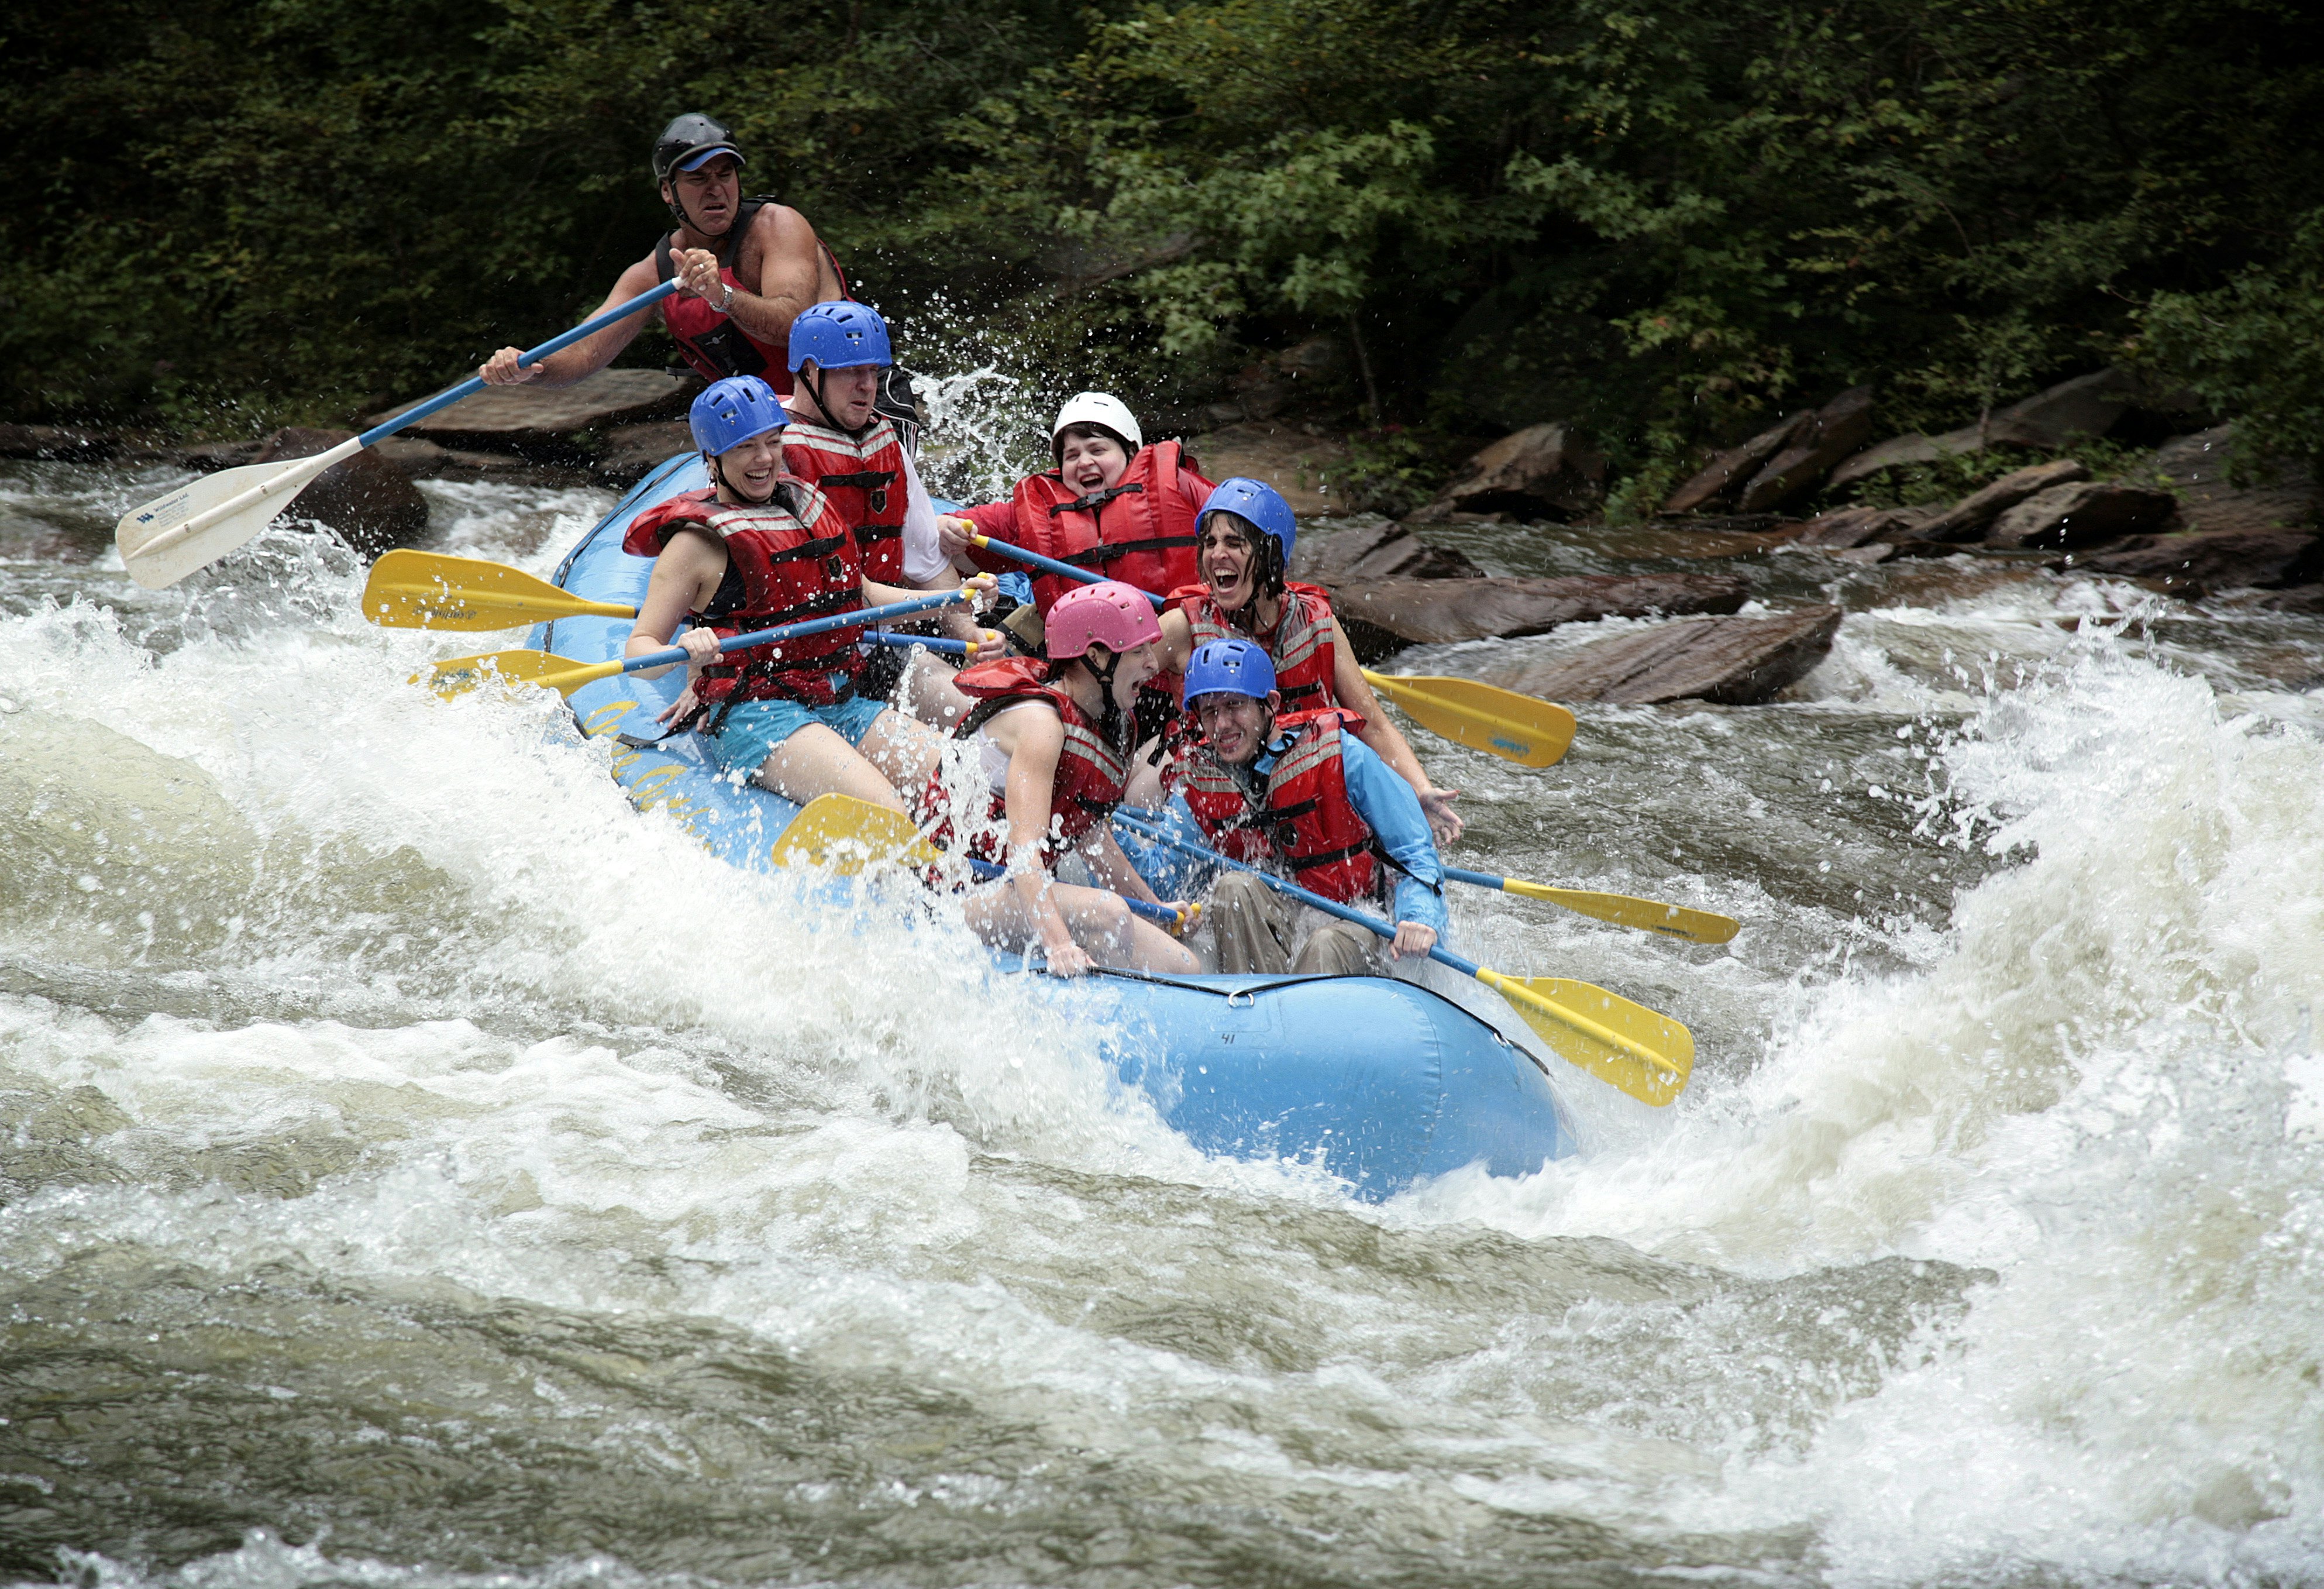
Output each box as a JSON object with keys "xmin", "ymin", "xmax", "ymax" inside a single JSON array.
[
  {"xmin": 788, "ymin": 301, "xmax": 893, "ymax": 372},
  {"xmin": 690, "ymin": 375, "xmax": 787, "ymax": 456},
  {"xmin": 1183, "ymin": 637, "xmax": 1277, "ymax": 705},
  {"xmin": 1197, "ymin": 477, "xmax": 1297, "ymax": 568}
]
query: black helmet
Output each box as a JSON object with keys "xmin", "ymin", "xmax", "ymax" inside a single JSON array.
[{"xmin": 652, "ymin": 112, "xmax": 745, "ymax": 185}]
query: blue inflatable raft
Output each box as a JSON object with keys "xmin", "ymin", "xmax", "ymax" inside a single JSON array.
[{"xmin": 531, "ymin": 454, "xmax": 1579, "ymax": 1198}]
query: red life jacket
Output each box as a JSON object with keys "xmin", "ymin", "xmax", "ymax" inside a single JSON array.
[
  {"xmin": 1169, "ymin": 580, "xmax": 1342, "ymax": 711},
  {"xmin": 921, "ymin": 657, "xmax": 1130, "ymax": 870},
  {"xmin": 653, "ymin": 201, "xmax": 852, "ymax": 393},
  {"xmin": 621, "ymin": 481, "xmax": 865, "ymax": 709},
  {"xmin": 1173, "ymin": 707, "xmax": 1382, "ymax": 903},
  {"xmin": 1010, "ymin": 440, "xmax": 1206, "ymax": 615},
  {"xmin": 779, "ymin": 412, "xmax": 908, "ymax": 585}
]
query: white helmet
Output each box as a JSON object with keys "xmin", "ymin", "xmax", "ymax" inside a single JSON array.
[{"xmin": 1051, "ymin": 391, "xmax": 1142, "ymax": 453}]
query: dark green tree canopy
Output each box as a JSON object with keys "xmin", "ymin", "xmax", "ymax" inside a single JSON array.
[{"xmin": 6, "ymin": 0, "xmax": 2320, "ymax": 476}]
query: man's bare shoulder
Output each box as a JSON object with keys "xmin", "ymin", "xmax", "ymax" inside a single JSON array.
[{"xmin": 742, "ymin": 201, "xmax": 823, "ymax": 259}]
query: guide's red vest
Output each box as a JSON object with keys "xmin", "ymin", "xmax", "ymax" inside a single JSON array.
[
  {"xmin": 1175, "ymin": 708, "xmax": 1380, "ymax": 903},
  {"xmin": 654, "ymin": 202, "xmax": 852, "ymax": 393},
  {"xmin": 621, "ymin": 482, "xmax": 863, "ymax": 708},
  {"xmin": 1168, "ymin": 580, "xmax": 1341, "ymax": 711},
  {"xmin": 924, "ymin": 658, "xmax": 1130, "ymax": 869},
  {"xmin": 1011, "ymin": 440, "xmax": 1204, "ymax": 614},
  {"xmin": 779, "ymin": 412, "xmax": 909, "ymax": 585}
]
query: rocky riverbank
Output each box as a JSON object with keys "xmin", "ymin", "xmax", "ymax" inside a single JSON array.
[{"xmin": 11, "ymin": 359, "xmax": 2319, "ymax": 709}]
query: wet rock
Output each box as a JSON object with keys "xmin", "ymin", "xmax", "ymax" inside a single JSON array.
[
  {"xmin": 1663, "ymin": 412, "xmax": 1809, "ymax": 515},
  {"xmin": 252, "ymin": 427, "xmax": 431, "ymax": 556},
  {"xmin": 381, "ymin": 367, "xmax": 694, "ymax": 448},
  {"xmin": 2231, "ymin": 583, "xmax": 2324, "ymax": 614},
  {"xmin": 1737, "ymin": 386, "xmax": 1878, "ymax": 512},
  {"xmin": 0, "ymin": 711, "xmax": 259, "ymax": 962},
  {"xmin": 1182, "ymin": 421, "xmax": 1352, "ymax": 514},
  {"xmin": 365, "ymin": 436, "xmax": 546, "ymax": 481},
  {"xmin": 1778, "ymin": 504, "xmax": 1932, "ymax": 549},
  {"xmin": 1289, "ymin": 522, "xmax": 1482, "ymax": 587},
  {"xmin": 1410, "ymin": 423, "xmax": 1606, "ymax": 522},
  {"xmin": 0, "ymin": 422, "xmax": 113, "ymax": 459},
  {"xmin": 1984, "ymin": 480, "xmax": 2177, "ymax": 550},
  {"xmin": 370, "ymin": 436, "xmax": 454, "ymax": 477},
  {"xmin": 1333, "ymin": 572, "xmax": 1747, "ymax": 648},
  {"xmin": 1480, "ymin": 606, "xmax": 1844, "ymax": 706},
  {"xmin": 2153, "ymin": 424, "xmax": 2320, "ymax": 535},
  {"xmin": 177, "ymin": 438, "xmax": 266, "ymax": 473},
  {"xmin": 2061, "ymin": 528, "xmax": 2324, "ymax": 595},
  {"xmin": 1829, "ymin": 367, "xmax": 2191, "ymax": 490},
  {"xmin": 1911, "ymin": 458, "xmax": 2089, "ymax": 542},
  {"xmin": 596, "ymin": 422, "xmax": 695, "ymax": 487}
]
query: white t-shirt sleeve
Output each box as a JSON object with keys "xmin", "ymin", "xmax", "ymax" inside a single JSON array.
[{"xmin": 899, "ymin": 449, "xmax": 949, "ymax": 588}]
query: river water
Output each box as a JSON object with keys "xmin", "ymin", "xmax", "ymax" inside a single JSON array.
[{"xmin": 2, "ymin": 441, "xmax": 2321, "ymax": 1589}]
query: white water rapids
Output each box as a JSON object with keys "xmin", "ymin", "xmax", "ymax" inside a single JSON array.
[{"xmin": 1, "ymin": 451, "xmax": 2319, "ymax": 1588}]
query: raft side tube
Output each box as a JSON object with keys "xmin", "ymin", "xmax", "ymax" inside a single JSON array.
[{"xmin": 539, "ymin": 450, "xmax": 1580, "ymax": 1198}]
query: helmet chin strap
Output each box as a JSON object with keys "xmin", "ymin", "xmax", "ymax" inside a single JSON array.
[
  {"xmin": 806, "ymin": 368, "xmax": 874, "ymax": 441},
  {"xmin": 710, "ymin": 450, "xmax": 779, "ymax": 504},
  {"xmin": 1224, "ymin": 539, "xmax": 1285, "ymax": 632},
  {"xmin": 1073, "ymin": 648, "xmax": 1132, "ymax": 752},
  {"xmin": 666, "ymin": 184, "xmax": 736, "ymax": 260}
]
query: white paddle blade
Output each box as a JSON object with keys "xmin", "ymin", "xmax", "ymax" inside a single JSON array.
[{"xmin": 115, "ymin": 452, "xmax": 339, "ymax": 590}]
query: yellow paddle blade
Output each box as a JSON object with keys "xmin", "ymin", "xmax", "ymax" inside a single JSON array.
[
  {"xmin": 1475, "ymin": 971, "xmax": 1694, "ymax": 1106},
  {"xmin": 769, "ymin": 793, "xmax": 942, "ymax": 875},
  {"xmin": 363, "ymin": 550, "xmax": 638, "ymax": 631},
  {"xmin": 1502, "ymin": 881, "xmax": 1739, "ymax": 944},
  {"xmin": 418, "ymin": 648, "xmax": 616, "ymax": 699},
  {"xmin": 1360, "ymin": 670, "xmax": 1576, "ymax": 769}
]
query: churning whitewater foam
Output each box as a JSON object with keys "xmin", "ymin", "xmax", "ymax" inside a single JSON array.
[
  {"xmin": 4, "ymin": 491, "xmax": 2321, "ymax": 1589},
  {"xmin": 1424, "ymin": 634, "xmax": 2324, "ymax": 1584}
]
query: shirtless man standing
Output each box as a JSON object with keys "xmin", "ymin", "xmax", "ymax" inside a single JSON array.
[{"xmin": 477, "ymin": 113, "xmax": 847, "ymax": 394}]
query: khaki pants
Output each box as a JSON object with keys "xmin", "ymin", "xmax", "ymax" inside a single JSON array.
[{"xmin": 1204, "ymin": 872, "xmax": 1382, "ymax": 976}]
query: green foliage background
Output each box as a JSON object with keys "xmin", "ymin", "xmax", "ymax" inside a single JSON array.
[{"xmin": 5, "ymin": 0, "xmax": 2322, "ymax": 474}]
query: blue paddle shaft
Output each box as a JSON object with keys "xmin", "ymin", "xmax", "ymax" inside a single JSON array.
[
  {"xmin": 859, "ymin": 632, "xmax": 972, "ymax": 655},
  {"xmin": 622, "ymin": 589, "xmax": 968, "ymax": 676},
  {"xmin": 355, "ymin": 280, "xmax": 683, "ymax": 449},
  {"xmin": 1443, "ymin": 865, "xmax": 1508, "ymax": 892},
  {"xmin": 1114, "ymin": 810, "xmax": 1476, "ymax": 975},
  {"xmin": 972, "ymin": 534, "xmax": 1168, "ymax": 611}
]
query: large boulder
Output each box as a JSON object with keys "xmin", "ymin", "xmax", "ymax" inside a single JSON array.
[
  {"xmin": 252, "ymin": 427, "xmax": 430, "ymax": 556},
  {"xmin": 2152, "ymin": 424, "xmax": 2320, "ymax": 535},
  {"xmin": 1182, "ymin": 421, "xmax": 1352, "ymax": 514},
  {"xmin": 1287, "ymin": 522, "xmax": 1482, "ymax": 587},
  {"xmin": 1332, "ymin": 572, "xmax": 1747, "ymax": 649},
  {"xmin": 1910, "ymin": 458, "xmax": 2090, "ymax": 542},
  {"xmin": 2063, "ymin": 528, "xmax": 2324, "ymax": 595},
  {"xmin": 1736, "ymin": 386, "xmax": 1878, "ymax": 511},
  {"xmin": 1480, "ymin": 607, "xmax": 1843, "ymax": 706},
  {"xmin": 1409, "ymin": 423, "xmax": 1606, "ymax": 521},
  {"xmin": 1829, "ymin": 367, "xmax": 2198, "ymax": 490},
  {"xmin": 1664, "ymin": 411, "xmax": 1809, "ymax": 515},
  {"xmin": 0, "ymin": 423, "xmax": 112, "ymax": 459},
  {"xmin": 1778, "ymin": 503, "xmax": 1933, "ymax": 549},
  {"xmin": 1984, "ymin": 481, "xmax": 2177, "ymax": 550},
  {"xmin": 381, "ymin": 367, "xmax": 694, "ymax": 451},
  {"xmin": 595, "ymin": 422, "xmax": 696, "ymax": 487}
]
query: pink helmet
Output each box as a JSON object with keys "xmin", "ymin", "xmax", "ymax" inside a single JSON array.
[{"xmin": 1046, "ymin": 580, "xmax": 1161, "ymax": 659}]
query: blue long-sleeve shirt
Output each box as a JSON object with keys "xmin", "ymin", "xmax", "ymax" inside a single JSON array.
[
  {"xmin": 1119, "ymin": 728, "xmax": 1448, "ymax": 938},
  {"xmin": 1318, "ymin": 730, "xmax": 1449, "ymax": 937}
]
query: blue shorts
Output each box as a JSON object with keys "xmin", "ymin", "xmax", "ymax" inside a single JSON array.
[{"xmin": 707, "ymin": 693, "xmax": 891, "ymax": 775}]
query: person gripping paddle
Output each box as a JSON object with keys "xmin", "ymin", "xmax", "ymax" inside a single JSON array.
[
  {"xmin": 476, "ymin": 113, "xmax": 847, "ymax": 397},
  {"xmin": 619, "ymin": 374, "xmax": 991, "ymax": 813}
]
